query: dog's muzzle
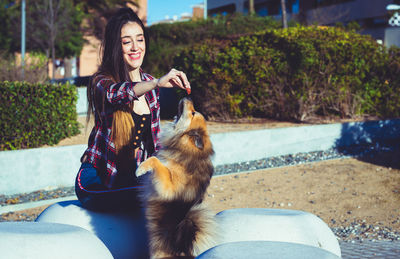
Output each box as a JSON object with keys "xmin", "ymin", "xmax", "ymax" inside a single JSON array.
[{"xmin": 175, "ymin": 97, "xmax": 192, "ymax": 123}]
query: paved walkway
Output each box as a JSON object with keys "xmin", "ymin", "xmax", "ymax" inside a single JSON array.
[{"xmin": 340, "ymin": 241, "xmax": 400, "ymax": 258}]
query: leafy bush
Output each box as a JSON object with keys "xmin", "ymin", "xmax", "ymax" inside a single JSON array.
[
  {"xmin": 0, "ymin": 52, "xmax": 48, "ymax": 83},
  {"xmin": 0, "ymin": 81, "xmax": 80, "ymax": 150},
  {"xmin": 174, "ymin": 26, "xmax": 400, "ymax": 121},
  {"xmin": 144, "ymin": 14, "xmax": 282, "ymax": 77}
]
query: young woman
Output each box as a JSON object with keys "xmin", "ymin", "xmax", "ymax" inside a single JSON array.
[{"xmin": 75, "ymin": 8, "xmax": 190, "ymax": 211}]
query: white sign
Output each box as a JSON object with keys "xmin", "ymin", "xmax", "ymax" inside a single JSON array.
[{"xmin": 389, "ymin": 12, "xmax": 400, "ymax": 26}]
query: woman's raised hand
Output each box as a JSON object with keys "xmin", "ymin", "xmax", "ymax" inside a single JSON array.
[{"xmin": 156, "ymin": 68, "xmax": 191, "ymax": 92}]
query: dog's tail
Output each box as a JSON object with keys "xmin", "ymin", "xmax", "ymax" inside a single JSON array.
[
  {"xmin": 147, "ymin": 201, "xmax": 217, "ymax": 257},
  {"xmin": 178, "ymin": 204, "xmax": 217, "ymax": 256}
]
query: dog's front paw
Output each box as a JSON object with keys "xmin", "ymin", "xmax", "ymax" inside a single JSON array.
[{"xmin": 135, "ymin": 165, "xmax": 151, "ymax": 177}]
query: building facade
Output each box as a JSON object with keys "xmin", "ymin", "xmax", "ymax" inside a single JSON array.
[{"xmin": 207, "ymin": 0, "xmax": 400, "ymax": 46}]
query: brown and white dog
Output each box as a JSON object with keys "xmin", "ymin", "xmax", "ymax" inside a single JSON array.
[{"xmin": 136, "ymin": 97, "xmax": 216, "ymax": 258}]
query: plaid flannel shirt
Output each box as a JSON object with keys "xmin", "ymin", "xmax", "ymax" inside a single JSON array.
[{"xmin": 81, "ymin": 71, "xmax": 161, "ymax": 189}]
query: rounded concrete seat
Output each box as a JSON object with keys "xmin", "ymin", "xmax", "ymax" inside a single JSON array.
[
  {"xmin": 215, "ymin": 208, "xmax": 341, "ymax": 257},
  {"xmin": 0, "ymin": 222, "xmax": 112, "ymax": 259},
  {"xmin": 37, "ymin": 202, "xmax": 341, "ymax": 258},
  {"xmin": 196, "ymin": 241, "xmax": 341, "ymax": 259},
  {"xmin": 36, "ymin": 200, "xmax": 149, "ymax": 259}
]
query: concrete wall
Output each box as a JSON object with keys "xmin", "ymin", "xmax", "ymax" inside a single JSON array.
[
  {"xmin": 77, "ymin": 87, "xmax": 88, "ymax": 115},
  {"xmin": 0, "ymin": 145, "xmax": 87, "ymax": 195},
  {"xmin": 211, "ymin": 119, "xmax": 400, "ymax": 166},
  {"xmin": 384, "ymin": 27, "xmax": 400, "ymax": 47},
  {"xmin": 1, "ymin": 118, "xmax": 399, "ymax": 196}
]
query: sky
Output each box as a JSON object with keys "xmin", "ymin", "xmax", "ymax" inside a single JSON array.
[{"xmin": 147, "ymin": 0, "xmax": 205, "ymax": 25}]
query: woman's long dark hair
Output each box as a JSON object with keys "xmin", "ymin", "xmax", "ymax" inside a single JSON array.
[
  {"xmin": 99, "ymin": 7, "xmax": 148, "ymax": 83},
  {"xmin": 86, "ymin": 8, "xmax": 149, "ymax": 152}
]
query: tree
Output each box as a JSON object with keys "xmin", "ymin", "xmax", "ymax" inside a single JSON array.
[
  {"xmin": 74, "ymin": 0, "xmax": 138, "ymax": 40},
  {"xmin": 281, "ymin": 0, "xmax": 288, "ymax": 28},
  {"xmin": 249, "ymin": 0, "xmax": 255, "ymax": 15},
  {"xmin": 0, "ymin": 1, "xmax": 18, "ymax": 54},
  {"xmin": 7, "ymin": 0, "xmax": 86, "ymax": 79},
  {"xmin": 2, "ymin": 0, "xmax": 138, "ymax": 79},
  {"xmin": 36, "ymin": 0, "xmax": 65, "ymax": 79},
  {"xmin": 32, "ymin": 0, "xmax": 86, "ymax": 78}
]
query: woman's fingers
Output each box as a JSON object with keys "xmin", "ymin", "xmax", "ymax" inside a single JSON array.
[
  {"xmin": 170, "ymin": 69, "xmax": 183, "ymax": 88},
  {"xmin": 158, "ymin": 69, "xmax": 191, "ymax": 91},
  {"xmin": 172, "ymin": 69, "xmax": 191, "ymax": 90},
  {"xmin": 170, "ymin": 77, "xmax": 184, "ymax": 88},
  {"xmin": 178, "ymin": 70, "xmax": 191, "ymax": 90}
]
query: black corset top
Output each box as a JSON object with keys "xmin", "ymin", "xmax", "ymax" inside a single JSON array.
[{"xmin": 131, "ymin": 112, "xmax": 152, "ymax": 149}]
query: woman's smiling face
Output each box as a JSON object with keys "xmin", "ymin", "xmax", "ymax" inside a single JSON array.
[{"xmin": 121, "ymin": 21, "xmax": 146, "ymax": 72}]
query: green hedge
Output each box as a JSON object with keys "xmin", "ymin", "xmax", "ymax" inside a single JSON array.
[
  {"xmin": 144, "ymin": 14, "xmax": 282, "ymax": 77},
  {"xmin": 0, "ymin": 81, "xmax": 80, "ymax": 150},
  {"xmin": 173, "ymin": 26, "xmax": 400, "ymax": 121}
]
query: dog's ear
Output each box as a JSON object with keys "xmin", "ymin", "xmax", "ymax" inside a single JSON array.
[
  {"xmin": 188, "ymin": 130, "xmax": 203, "ymax": 150},
  {"xmin": 194, "ymin": 135, "xmax": 204, "ymax": 150}
]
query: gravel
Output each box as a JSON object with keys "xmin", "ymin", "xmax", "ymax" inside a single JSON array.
[
  {"xmin": 1, "ymin": 140, "xmax": 399, "ymax": 242},
  {"xmin": 214, "ymin": 141, "xmax": 399, "ymax": 175},
  {"xmin": 0, "ymin": 187, "xmax": 75, "ymax": 207},
  {"xmin": 332, "ymin": 219, "xmax": 400, "ymax": 242}
]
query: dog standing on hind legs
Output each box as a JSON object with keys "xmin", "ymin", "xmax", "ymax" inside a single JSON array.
[{"xmin": 136, "ymin": 97, "xmax": 217, "ymax": 259}]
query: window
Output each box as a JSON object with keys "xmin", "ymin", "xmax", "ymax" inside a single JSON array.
[
  {"xmin": 209, "ymin": 4, "xmax": 236, "ymax": 17},
  {"xmin": 292, "ymin": 0, "xmax": 300, "ymax": 14},
  {"xmin": 314, "ymin": 0, "xmax": 354, "ymax": 8},
  {"xmin": 257, "ymin": 6, "xmax": 268, "ymax": 16},
  {"xmin": 248, "ymin": 0, "xmax": 300, "ymax": 16}
]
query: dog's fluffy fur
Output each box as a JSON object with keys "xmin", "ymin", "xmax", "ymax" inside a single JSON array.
[{"xmin": 136, "ymin": 97, "xmax": 216, "ymax": 259}]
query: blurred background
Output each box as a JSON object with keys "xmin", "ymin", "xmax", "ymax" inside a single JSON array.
[
  {"xmin": 1, "ymin": 0, "xmax": 399, "ymax": 83},
  {"xmin": 1, "ymin": 0, "xmax": 400, "ymax": 149}
]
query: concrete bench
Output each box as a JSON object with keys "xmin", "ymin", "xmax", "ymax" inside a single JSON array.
[
  {"xmin": 35, "ymin": 200, "xmax": 149, "ymax": 259},
  {"xmin": 214, "ymin": 208, "xmax": 341, "ymax": 257},
  {"xmin": 0, "ymin": 222, "xmax": 113, "ymax": 259},
  {"xmin": 35, "ymin": 201, "xmax": 341, "ymax": 258},
  {"xmin": 197, "ymin": 241, "xmax": 340, "ymax": 259}
]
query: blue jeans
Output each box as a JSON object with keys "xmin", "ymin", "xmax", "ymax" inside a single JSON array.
[{"xmin": 75, "ymin": 163, "xmax": 143, "ymax": 211}]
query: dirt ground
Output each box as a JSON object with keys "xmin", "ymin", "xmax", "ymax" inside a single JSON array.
[
  {"xmin": 205, "ymin": 158, "xmax": 400, "ymax": 232},
  {"xmin": 4, "ymin": 116, "xmax": 400, "ymax": 237}
]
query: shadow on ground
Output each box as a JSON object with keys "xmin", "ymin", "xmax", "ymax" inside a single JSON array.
[{"xmin": 335, "ymin": 119, "xmax": 400, "ymax": 169}]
